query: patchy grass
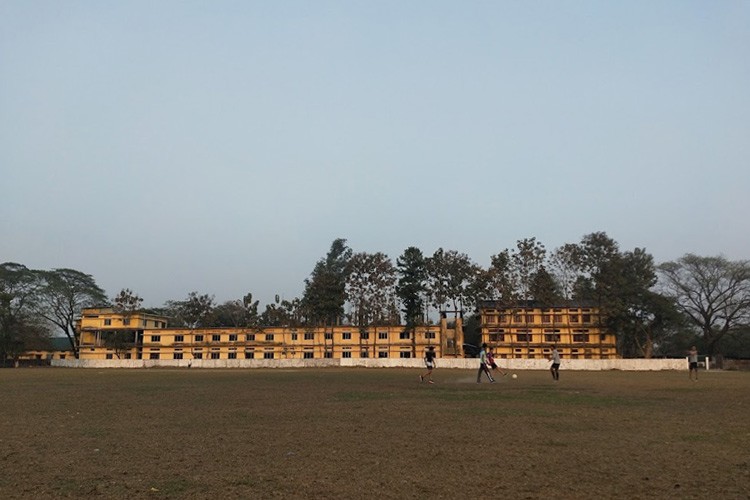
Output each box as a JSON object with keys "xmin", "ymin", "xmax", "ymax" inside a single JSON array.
[{"xmin": 2, "ymin": 368, "xmax": 749, "ymax": 498}]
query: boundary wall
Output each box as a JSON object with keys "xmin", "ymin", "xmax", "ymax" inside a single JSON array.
[{"xmin": 53, "ymin": 358, "xmax": 687, "ymax": 371}]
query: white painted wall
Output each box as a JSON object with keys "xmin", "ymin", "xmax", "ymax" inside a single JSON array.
[{"xmin": 52, "ymin": 358, "xmax": 687, "ymax": 371}]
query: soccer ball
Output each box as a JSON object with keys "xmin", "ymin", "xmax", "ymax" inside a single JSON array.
[{"xmin": 512, "ymin": 373, "xmax": 518, "ymax": 379}]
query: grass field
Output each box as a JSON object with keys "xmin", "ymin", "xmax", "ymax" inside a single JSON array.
[{"xmin": 2, "ymin": 368, "xmax": 749, "ymax": 499}]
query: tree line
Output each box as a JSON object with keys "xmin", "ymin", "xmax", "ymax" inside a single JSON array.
[{"xmin": 2, "ymin": 232, "xmax": 749, "ymax": 363}]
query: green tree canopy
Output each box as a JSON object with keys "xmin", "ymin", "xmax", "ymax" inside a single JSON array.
[
  {"xmin": 34, "ymin": 268, "xmax": 107, "ymax": 356},
  {"xmin": 301, "ymin": 238, "xmax": 352, "ymax": 326}
]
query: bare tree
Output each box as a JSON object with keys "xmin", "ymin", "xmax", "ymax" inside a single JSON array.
[{"xmin": 658, "ymin": 254, "xmax": 750, "ymax": 355}]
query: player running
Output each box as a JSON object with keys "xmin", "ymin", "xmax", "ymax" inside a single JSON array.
[
  {"xmin": 420, "ymin": 346, "xmax": 436, "ymax": 384},
  {"xmin": 477, "ymin": 343, "xmax": 495, "ymax": 383}
]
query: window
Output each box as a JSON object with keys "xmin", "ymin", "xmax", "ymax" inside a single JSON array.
[
  {"xmin": 151, "ymin": 335, "xmax": 161, "ymax": 342},
  {"xmin": 291, "ymin": 333, "xmax": 298, "ymax": 341},
  {"xmin": 361, "ymin": 349, "xmax": 369, "ymax": 358},
  {"xmin": 195, "ymin": 335, "xmax": 204, "ymax": 342},
  {"xmin": 573, "ymin": 334, "xmax": 588, "ymax": 342},
  {"xmin": 123, "ymin": 318, "xmax": 130, "ymax": 326},
  {"xmin": 399, "ymin": 331, "xmax": 410, "ymax": 340},
  {"xmin": 525, "ymin": 315, "xmax": 534, "ymax": 323},
  {"xmin": 228, "ymin": 352, "xmax": 237, "ymax": 359},
  {"xmin": 173, "ymin": 353, "xmax": 183, "ymax": 360},
  {"xmin": 582, "ymin": 314, "xmax": 592, "ymax": 323},
  {"xmin": 265, "ymin": 334, "xmax": 274, "ymax": 341},
  {"xmin": 360, "ymin": 332, "xmax": 369, "ymax": 340},
  {"xmin": 247, "ymin": 334, "xmax": 255, "ymax": 341},
  {"xmin": 104, "ymin": 319, "xmax": 112, "ymax": 326},
  {"xmin": 245, "ymin": 350, "xmax": 254, "ymax": 359},
  {"xmin": 516, "ymin": 334, "xmax": 532, "ymax": 342},
  {"xmin": 399, "ymin": 351, "xmax": 411, "ymax": 359},
  {"xmin": 489, "ymin": 334, "xmax": 505, "ymax": 342},
  {"xmin": 324, "ymin": 351, "xmax": 333, "ymax": 358},
  {"xmin": 303, "ymin": 351, "xmax": 314, "ymax": 359},
  {"xmin": 194, "ymin": 353, "xmax": 203, "ymax": 359},
  {"xmin": 544, "ymin": 334, "xmax": 561, "ymax": 342},
  {"xmin": 149, "ymin": 353, "xmax": 160, "ymax": 360},
  {"xmin": 212, "ymin": 334, "xmax": 221, "ymax": 342},
  {"xmin": 211, "ymin": 352, "xmax": 220, "ymax": 359},
  {"xmin": 600, "ymin": 334, "xmax": 607, "ymax": 341},
  {"xmin": 513, "ymin": 315, "xmax": 522, "ymax": 322},
  {"xmin": 175, "ymin": 335, "xmax": 184, "ymax": 342},
  {"xmin": 264, "ymin": 351, "xmax": 275, "ymax": 359},
  {"xmin": 229, "ymin": 334, "xmax": 237, "ymax": 341},
  {"xmin": 542, "ymin": 314, "xmax": 551, "ymax": 323},
  {"xmin": 498, "ymin": 314, "xmax": 507, "ymax": 323},
  {"xmin": 570, "ymin": 315, "xmax": 579, "ymax": 323},
  {"xmin": 378, "ymin": 331, "xmax": 388, "ymax": 340},
  {"xmin": 378, "ymin": 351, "xmax": 388, "ymax": 358},
  {"xmin": 304, "ymin": 332, "xmax": 314, "ymax": 340},
  {"xmin": 554, "ymin": 314, "xmax": 563, "ymax": 323},
  {"xmin": 342, "ymin": 351, "xmax": 352, "ymax": 358},
  {"xmin": 106, "ymin": 353, "xmax": 113, "ymax": 360},
  {"xmin": 342, "ymin": 332, "xmax": 351, "ymax": 340},
  {"xmin": 425, "ymin": 331, "xmax": 435, "ymax": 339},
  {"xmin": 325, "ymin": 332, "xmax": 332, "ymax": 340},
  {"xmin": 124, "ymin": 353, "xmax": 131, "ymax": 359}
]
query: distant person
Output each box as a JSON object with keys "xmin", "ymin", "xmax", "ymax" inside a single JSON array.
[
  {"xmin": 486, "ymin": 347, "xmax": 507, "ymax": 377},
  {"xmin": 550, "ymin": 347, "xmax": 561, "ymax": 381},
  {"xmin": 420, "ymin": 346, "xmax": 436, "ymax": 384},
  {"xmin": 477, "ymin": 343, "xmax": 495, "ymax": 383},
  {"xmin": 688, "ymin": 346, "xmax": 699, "ymax": 381}
]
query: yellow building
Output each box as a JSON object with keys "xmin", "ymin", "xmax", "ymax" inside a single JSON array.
[
  {"xmin": 77, "ymin": 308, "xmax": 462, "ymax": 361},
  {"xmin": 17, "ymin": 338, "xmax": 74, "ymax": 363},
  {"xmin": 479, "ymin": 301, "xmax": 618, "ymax": 359}
]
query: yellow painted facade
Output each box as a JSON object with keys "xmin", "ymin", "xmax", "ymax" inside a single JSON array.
[
  {"xmin": 479, "ymin": 302, "xmax": 618, "ymax": 359},
  {"xmin": 77, "ymin": 308, "xmax": 458, "ymax": 361}
]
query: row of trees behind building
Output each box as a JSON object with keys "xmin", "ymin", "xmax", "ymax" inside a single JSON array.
[{"xmin": 2, "ymin": 232, "xmax": 750, "ymax": 362}]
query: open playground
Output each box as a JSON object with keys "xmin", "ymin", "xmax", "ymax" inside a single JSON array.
[{"xmin": 2, "ymin": 367, "xmax": 748, "ymax": 499}]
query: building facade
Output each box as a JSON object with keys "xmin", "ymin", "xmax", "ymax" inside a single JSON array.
[
  {"xmin": 479, "ymin": 301, "xmax": 618, "ymax": 360},
  {"xmin": 77, "ymin": 308, "xmax": 463, "ymax": 361},
  {"xmin": 74, "ymin": 303, "xmax": 617, "ymax": 362}
]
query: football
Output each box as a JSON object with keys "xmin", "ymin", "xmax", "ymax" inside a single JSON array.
[{"xmin": 512, "ymin": 373, "xmax": 518, "ymax": 379}]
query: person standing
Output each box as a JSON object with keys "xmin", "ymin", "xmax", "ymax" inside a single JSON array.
[
  {"xmin": 477, "ymin": 343, "xmax": 495, "ymax": 383},
  {"xmin": 420, "ymin": 346, "xmax": 436, "ymax": 384},
  {"xmin": 688, "ymin": 346, "xmax": 699, "ymax": 381},
  {"xmin": 550, "ymin": 346, "xmax": 561, "ymax": 381},
  {"xmin": 486, "ymin": 347, "xmax": 507, "ymax": 377}
]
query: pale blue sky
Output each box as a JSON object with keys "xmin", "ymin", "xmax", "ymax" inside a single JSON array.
[{"xmin": 1, "ymin": 1, "xmax": 748, "ymax": 307}]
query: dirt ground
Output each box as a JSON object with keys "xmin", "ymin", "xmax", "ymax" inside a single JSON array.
[{"xmin": 1, "ymin": 367, "xmax": 748, "ymax": 499}]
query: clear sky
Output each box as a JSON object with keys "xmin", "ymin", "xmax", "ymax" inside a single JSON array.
[{"xmin": 1, "ymin": 1, "xmax": 748, "ymax": 308}]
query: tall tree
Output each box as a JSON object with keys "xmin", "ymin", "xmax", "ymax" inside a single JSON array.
[
  {"xmin": 396, "ymin": 247, "xmax": 427, "ymax": 332},
  {"xmin": 575, "ymin": 232, "xmax": 620, "ymax": 304},
  {"xmin": 605, "ymin": 249, "xmax": 682, "ymax": 357},
  {"xmin": 345, "ymin": 252, "xmax": 397, "ymax": 327},
  {"xmin": 34, "ymin": 268, "xmax": 107, "ymax": 357},
  {"xmin": 658, "ymin": 254, "xmax": 750, "ymax": 355},
  {"xmin": 426, "ymin": 248, "xmax": 480, "ymax": 314},
  {"xmin": 528, "ymin": 265, "xmax": 561, "ymax": 307},
  {"xmin": 548, "ymin": 243, "xmax": 584, "ymax": 302},
  {"xmin": 0, "ymin": 263, "xmax": 48, "ymax": 365},
  {"xmin": 301, "ymin": 238, "xmax": 352, "ymax": 326},
  {"xmin": 510, "ymin": 238, "xmax": 547, "ymax": 303},
  {"xmin": 473, "ymin": 250, "xmax": 515, "ymax": 305}
]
